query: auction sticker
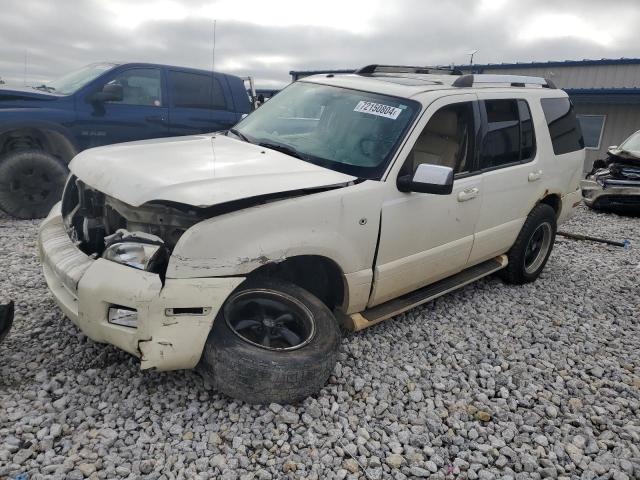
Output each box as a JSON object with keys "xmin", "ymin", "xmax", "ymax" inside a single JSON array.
[{"xmin": 354, "ymin": 101, "xmax": 402, "ymax": 119}]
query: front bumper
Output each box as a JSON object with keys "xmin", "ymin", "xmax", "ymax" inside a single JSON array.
[
  {"xmin": 581, "ymin": 178, "xmax": 640, "ymax": 208},
  {"xmin": 38, "ymin": 204, "xmax": 244, "ymax": 370}
]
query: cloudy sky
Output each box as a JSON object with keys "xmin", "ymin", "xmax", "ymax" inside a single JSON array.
[{"xmin": 1, "ymin": 0, "xmax": 639, "ymax": 88}]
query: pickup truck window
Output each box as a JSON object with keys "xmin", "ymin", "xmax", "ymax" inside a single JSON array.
[
  {"xmin": 233, "ymin": 82, "xmax": 419, "ymax": 179},
  {"xmin": 169, "ymin": 71, "xmax": 227, "ymax": 110},
  {"xmin": 105, "ymin": 68, "xmax": 162, "ymax": 106},
  {"xmin": 46, "ymin": 63, "xmax": 114, "ymax": 95}
]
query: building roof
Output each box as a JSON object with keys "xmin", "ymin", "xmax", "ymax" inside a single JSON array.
[
  {"xmin": 458, "ymin": 58, "xmax": 640, "ymax": 70},
  {"xmin": 565, "ymin": 87, "xmax": 640, "ymax": 104}
]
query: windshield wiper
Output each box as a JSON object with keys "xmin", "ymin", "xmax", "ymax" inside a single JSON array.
[
  {"xmin": 258, "ymin": 141, "xmax": 307, "ymax": 161},
  {"xmin": 228, "ymin": 128, "xmax": 250, "ymax": 143},
  {"xmin": 33, "ymin": 84, "xmax": 55, "ymax": 92}
]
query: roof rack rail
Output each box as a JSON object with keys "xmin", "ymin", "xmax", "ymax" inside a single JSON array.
[
  {"xmin": 452, "ymin": 74, "xmax": 557, "ymax": 89},
  {"xmin": 356, "ymin": 64, "xmax": 463, "ymax": 76}
]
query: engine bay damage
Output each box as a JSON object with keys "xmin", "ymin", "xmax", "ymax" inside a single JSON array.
[{"xmin": 583, "ymin": 150, "xmax": 640, "ymax": 210}]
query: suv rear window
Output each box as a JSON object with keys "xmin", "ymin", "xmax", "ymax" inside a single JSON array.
[
  {"xmin": 540, "ymin": 97, "xmax": 584, "ymax": 155},
  {"xmin": 169, "ymin": 71, "xmax": 227, "ymax": 110}
]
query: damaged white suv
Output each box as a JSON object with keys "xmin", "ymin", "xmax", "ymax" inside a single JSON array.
[{"xmin": 39, "ymin": 65, "xmax": 585, "ymax": 403}]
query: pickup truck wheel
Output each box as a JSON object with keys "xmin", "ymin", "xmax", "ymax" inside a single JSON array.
[
  {"xmin": 499, "ymin": 203, "xmax": 556, "ymax": 284},
  {"xmin": 199, "ymin": 278, "xmax": 341, "ymax": 404},
  {"xmin": 0, "ymin": 149, "xmax": 68, "ymax": 219}
]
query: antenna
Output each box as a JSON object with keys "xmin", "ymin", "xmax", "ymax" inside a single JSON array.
[
  {"xmin": 210, "ymin": 19, "xmax": 217, "ymax": 126},
  {"xmin": 468, "ymin": 49, "xmax": 478, "ymax": 67}
]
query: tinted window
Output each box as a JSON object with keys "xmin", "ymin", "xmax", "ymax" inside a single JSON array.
[
  {"xmin": 519, "ymin": 100, "xmax": 536, "ymax": 160},
  {"xmin": 406, "ymin": 101, "xmax": 476, "ymax": 175},
  {"xmin": 576, "ymin": 115, "xmax": 605, "ymax": 149},
  {"xmin": 541, "ymin": 97, "xmax": 584, "ymax": 155},
  {"xmin": 480, "ymin": 100, "xmax": 521, "ymax": 168},
  {"xmin": 105, "ymin": 68, "xmax": 161, "ymax": 106},
  {"xmin": 169, "ymin": 71, "xmax": 227, "ymax": 110}
]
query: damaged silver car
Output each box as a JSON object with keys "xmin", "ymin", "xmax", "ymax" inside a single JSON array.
[{"xmin": 582, "ymin": 130, "xmax": 640, "ymax": 211}]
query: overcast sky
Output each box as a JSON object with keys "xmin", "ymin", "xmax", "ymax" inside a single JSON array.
[{"xmin": 1, "ymin": 0, "xmax": 639, "ymax": 88}]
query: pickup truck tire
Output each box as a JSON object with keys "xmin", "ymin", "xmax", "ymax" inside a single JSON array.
[
  {"xmin": 499, "ymin": 203, "xmax": 557, "ymax": 284},
  {"xmin": 199, "ymin": 278, "xmax": 341, "ymax": 404},
  {"xmin": 0, "ymin": 149, "xmax": 68, "ymax": 219}
]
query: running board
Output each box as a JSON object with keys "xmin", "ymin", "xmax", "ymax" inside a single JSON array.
[{"xmin": 349, "ymin": 255, "xmax": 508, "ymax": 331}]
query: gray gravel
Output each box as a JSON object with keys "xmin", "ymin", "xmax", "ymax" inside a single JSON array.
[{"xmin": 1, "ymin": 205, "xmax": 639, "ymax": 480}]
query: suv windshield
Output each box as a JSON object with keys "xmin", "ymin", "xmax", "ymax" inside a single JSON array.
[
  {"xmin": 44, "ymin": 63, "xmax": 116, "ymax": 95},
  {"xmin": 233, "ymin": 82, "xmax": 419, "ymax": 178}
]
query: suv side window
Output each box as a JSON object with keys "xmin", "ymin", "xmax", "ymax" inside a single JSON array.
[
  {"xmin": 105, "ymin": 68, "xmax": 162, "ymax": 107},
  {"xmin": 169, "ymin": 71, "xmax": 227, "ymax": 110},
  {"xmin": 540, "ymin": 97, "xmax": 585, "ymax": 155},
  {"xmin": 479, "ymin": 99, "xmax": 536, "ymax": 169},
  {"xmin": 404, "ymin": 101, "xmax": 476, "ymax": 176}
]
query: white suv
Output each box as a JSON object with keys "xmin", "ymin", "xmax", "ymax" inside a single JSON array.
[{"xmin": 38, "ymin": 65, "xmax": 585, "ymax": 404}]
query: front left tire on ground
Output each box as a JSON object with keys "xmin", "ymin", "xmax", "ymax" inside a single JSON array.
[
  {"xmin": 198, "ymin": 278, "xmax": 342, "ymax": 404},
  {"xmin": 0, "ymin": 149, "xmax": 68, "ymax": 219}
]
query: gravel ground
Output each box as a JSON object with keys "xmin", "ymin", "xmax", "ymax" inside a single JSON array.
[{"xmin": 1, "ymin": 205, "xmax": 639, "ymax": 480}]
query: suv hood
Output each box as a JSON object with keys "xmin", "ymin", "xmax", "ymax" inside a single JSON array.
[
  {"xmin": 0, "ymin": 85, "xmax": 61, "ymax": 101},
  {"xmin": 70, "ymin": 134, "xmax": 357, "ymax": 208}
]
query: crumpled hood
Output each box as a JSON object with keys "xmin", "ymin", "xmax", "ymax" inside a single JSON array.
[{"xmin": 70, "ymin": 134, "xmax": 357, "ymax": 207}]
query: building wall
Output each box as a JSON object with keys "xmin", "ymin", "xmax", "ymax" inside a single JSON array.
[
  {"xmin": 574, "ymin": 103, "xmax": 640, "ymax": 169},
  {"xmin": 476, "ymin": 64, "xmax": 640, "ymax": 89}
]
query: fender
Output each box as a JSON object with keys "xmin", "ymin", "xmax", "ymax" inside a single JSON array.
[
  {"xmin": 0, "ymin": 114, "xmax": 80, "ymax": 160},
  {"xmin": 166, "ymin": 180, "xmax": 385, "ymax": 280}
]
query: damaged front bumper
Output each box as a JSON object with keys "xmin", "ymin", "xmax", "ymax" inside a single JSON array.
[
  {"xmin": 581, "ymin": 177, "xmax": 640, "ymax": 209},
  {"xmin": 38, "ymin": 203, "xmax": 243, "ymax": 370}
]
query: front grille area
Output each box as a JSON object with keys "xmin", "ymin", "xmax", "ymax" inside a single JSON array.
[{"xmin": 61, "ymin": 176, "xmax": 202, "ymax": 257}]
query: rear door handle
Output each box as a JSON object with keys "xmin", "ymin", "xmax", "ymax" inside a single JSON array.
[
  {"xmin": 528, "ymin": 170, "xmax": 543, "ymax": 182},
  {"xmin": 457, "ymin": 187, "xmax": 480, "ymax": 202}
]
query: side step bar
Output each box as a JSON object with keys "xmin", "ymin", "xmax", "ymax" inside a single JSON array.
[{"xmin": 349, "ymin": 255, "xmax": 508, "ymax": 331}]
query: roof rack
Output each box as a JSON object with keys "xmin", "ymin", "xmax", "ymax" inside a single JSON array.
[
  {"xmin": 356, "ymin": 64, "xmax": 463, "ymax": 76},
  {"xmin": 452, "ymin": 74, "xmax": 557, "ymax": 89}
]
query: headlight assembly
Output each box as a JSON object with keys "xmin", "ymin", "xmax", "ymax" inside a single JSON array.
[
  {"xmin": 102, "ymin": 229, "xmax": 168, "ymax": 274},
  {"xmin": 103, "ymin": 242, "xmax": 163, "ymax": 270}
]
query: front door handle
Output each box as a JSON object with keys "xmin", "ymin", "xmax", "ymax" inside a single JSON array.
[
  {"xmin": 457, "ymin": 187, "xmax": 480, "ymax": 202},
  {"xmin": 528, "ymin": 170, "xmax": 543, "ymax": 182},
  {"xmin": 146, "ymin": 114, "xmax": 167, "ymax": 124}
]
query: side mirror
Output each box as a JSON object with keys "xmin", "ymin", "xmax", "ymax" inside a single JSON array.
[
  {"xmin": 397, "ymin": 163, "xmax": 454, "ymax": 195},
  {"xmin": 608, "ymin": 145, "xmax": 618, "ymax": 151},
  {"xmin": 88, "ymin": 83, "xmax": 123, "ymax": 103}
]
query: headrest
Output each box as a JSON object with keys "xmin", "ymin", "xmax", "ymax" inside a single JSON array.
[{"xmin": 426, "ymin": 110, "xmax": 458, "ymax": 137}]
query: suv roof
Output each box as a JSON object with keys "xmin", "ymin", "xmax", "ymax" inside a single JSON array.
[{"xmin": 301, "ymin": 64, "xmax": 559, "ymax": 99}]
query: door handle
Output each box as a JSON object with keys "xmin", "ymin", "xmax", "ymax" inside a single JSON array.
[
  {"xmin": 457, "ymin": 187, "xmax": 479, "ymax": 202},
  {"xmin": 528, "ymin": 170, "xmax": 543, "ymax": 182},
  {"xmin": 145, "ymin": 114, "xmax": 167, "ymax": 124}
]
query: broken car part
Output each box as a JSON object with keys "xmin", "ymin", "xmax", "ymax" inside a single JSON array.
[
  {"xmin": 0, "ymin": 301, "xmax": 14, "ymax": 343},
  {"xmin": 557, "ymin": 231, "xmax": 631, "ymax": 249}
]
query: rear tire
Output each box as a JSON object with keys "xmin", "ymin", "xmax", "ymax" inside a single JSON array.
[
  {"xmin": 198, "ymin": 278, "xmax": 341, "ymax": 404},
  {"xmin": 0, "ymin": 150, "xmax": 68, "ymax": 219},
  {"xmin": 499, "ymin": 204, "xmax": 557, "ymax": 284}
]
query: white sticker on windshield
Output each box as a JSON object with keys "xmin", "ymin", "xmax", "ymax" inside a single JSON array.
[{"xmin": 354, "ymin": 101, "xmax": 402, "ymax": 119}]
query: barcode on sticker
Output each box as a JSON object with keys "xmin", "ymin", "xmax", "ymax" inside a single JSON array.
[{"xmin": 354, "ymin": 101, "xmax": 402, "ymax": 119}]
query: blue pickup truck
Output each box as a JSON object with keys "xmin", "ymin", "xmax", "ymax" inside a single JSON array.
[{"xmin": 0, "ymin": 62, "xmax": 253, "ymax": 219}]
